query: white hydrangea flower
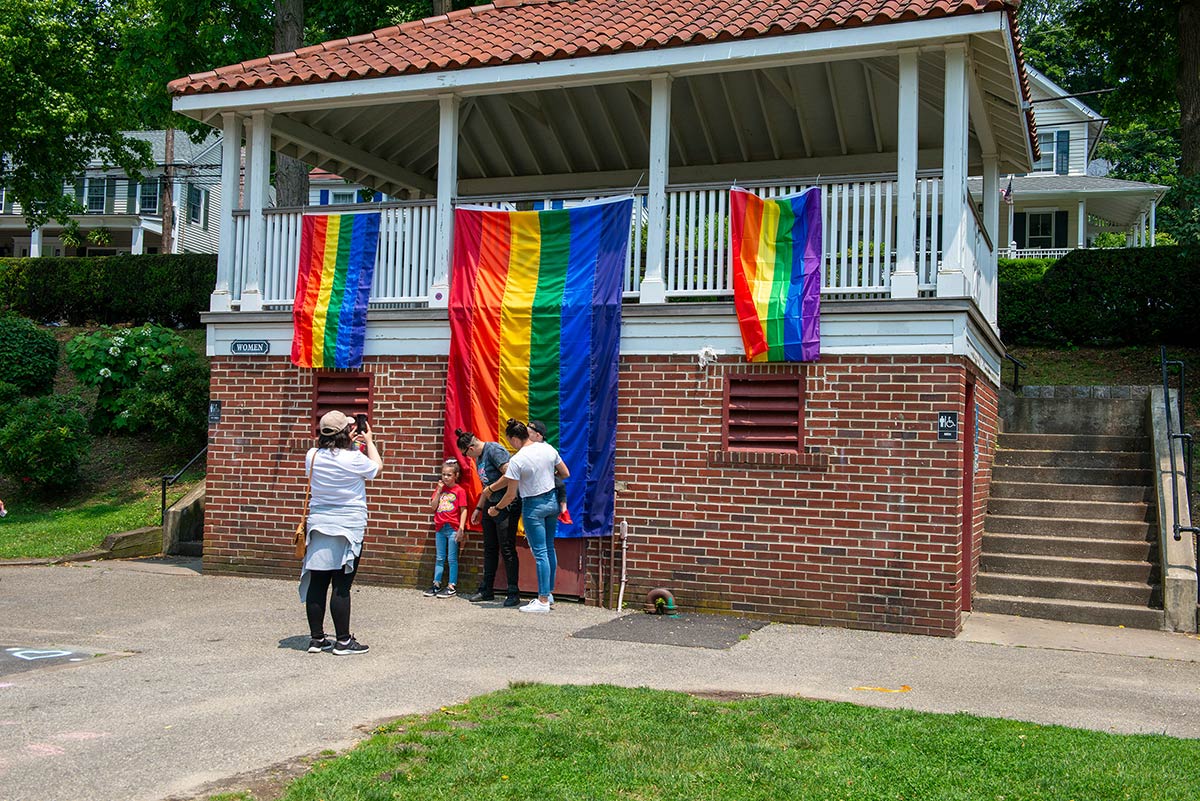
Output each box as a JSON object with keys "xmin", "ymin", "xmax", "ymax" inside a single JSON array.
[
  {"xmin": 161, "ymin": 364, "xmax": 172, "ymax": 373},
  {"xmin": 112, "ymin": 336, "xmax": 126, "ymax": 347},
  {"xmin": 119, "ymin": 410, "xmax": 130, "ymax": 418},
  {"xmin": 108, "ymin": 347, "xmax": 121, "ymax": 357},
  {"xmin": 128, "ymin": 358, "xmax": 138, "ymax": 367},
  {"xmin": 99, "ymin": 367, "xmax": 112, "ymax": 378}
]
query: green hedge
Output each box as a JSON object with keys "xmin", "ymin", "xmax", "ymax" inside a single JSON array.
[
  {"xmin": 0, "ymin": 254, "xmax": 216, "ymax": 326},
  {"xmin": 998, "ymin": 247, "xmax": 1200, "ymax": 346}
]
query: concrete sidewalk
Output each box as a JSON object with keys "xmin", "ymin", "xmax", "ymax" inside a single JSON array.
[{"xmin": 2, "ymin": 559, "xmax": 1198, "ymax": 801}]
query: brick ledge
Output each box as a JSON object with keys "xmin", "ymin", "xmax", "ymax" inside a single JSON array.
[{"xmin": 707, "ymin": 449, "xmax": 829, "ymax": 470}]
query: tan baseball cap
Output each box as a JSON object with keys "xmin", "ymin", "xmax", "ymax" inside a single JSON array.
[{"xmin": 319, "ymin": 410, "xmax": 352, "ymax": 435}]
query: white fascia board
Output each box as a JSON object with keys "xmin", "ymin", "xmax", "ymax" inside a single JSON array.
[
  {"xmin": 1026, "ymin": 65, "xmax": 1103, "ymax": 122},
  {"xmin": 174, "ymin": 13, "xmax": 1007, "ymax": 117}
]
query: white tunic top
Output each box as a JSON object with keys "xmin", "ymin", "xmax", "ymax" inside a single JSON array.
[{"xmin": 504, "ymin": 441, "xmax": 563, "ymax": 498}]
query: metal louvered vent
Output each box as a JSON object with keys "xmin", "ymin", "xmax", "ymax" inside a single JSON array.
[
  {"xmin": 723, "ymin": 372, "xmax": 804, "ymax": 452},
  {"xmin": 312, "ymin": 371, "xmax": 373, "ymax": 433}
]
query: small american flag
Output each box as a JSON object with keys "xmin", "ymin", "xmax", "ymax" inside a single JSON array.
[{"xmin": 1001, "ymin": 177, "xmax": 1013, "ymax": 205}]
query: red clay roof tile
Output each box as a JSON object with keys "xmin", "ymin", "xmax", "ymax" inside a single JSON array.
[{"xmin": 169, "ymin": 0, "xmax": 1023, "ymax": 97}]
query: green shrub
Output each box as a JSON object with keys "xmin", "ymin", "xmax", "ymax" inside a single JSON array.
[
  {"xmin": 122, "ymin": 347, "xmax": 210, "ymax": 448},
  {"xmin": 65, "ymin": 324, "xmax": 195, "ymax": 433},
  {"xmin": 0, "ymin": 394, "xmax": 91, "ymax": 492},
  {"xmin": 0, "ymin": 312, "xmax": 59, "ymax": 395},
  {"xmin": 0, "ymin": 254, "xmax": 215, "ymax": 326},
  {"xmin": 0, "ymin": 381, "xmax": 20, "ymax": 406},
  {"xmin": 999, "ymin": 247, "xmax": 1200, "ymax": 346}
]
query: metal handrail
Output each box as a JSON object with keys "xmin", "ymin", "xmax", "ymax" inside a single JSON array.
[
  {"xmin": 1160, "ymin": 346, "xmax": 1197, "ymax": 546},
  {"xmin": 1003, "ymin": 352, "xmax": 1026, "ymax": 394},
  {"xmin": 161, "ymin": 445, "xmax": 208, "ymax": 525}
]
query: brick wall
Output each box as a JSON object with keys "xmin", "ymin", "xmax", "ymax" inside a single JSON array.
[{"xmin": 204, "ymin": 353, "xmax": 997, "ymax": 637}]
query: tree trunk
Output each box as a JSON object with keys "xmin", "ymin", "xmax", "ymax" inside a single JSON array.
[
  {"xmin": 273, "ymin": 0, "xmax": 309, "ymax": 207},
  {"xmin": 1179, "ymin": 0, "xmax": 1200, "ymax": 176},
  {"xmin": 161, "ymin": 127, "xmax": 175, "ymax": 254},
  {"xmin": 432, "ymin": 0, "xmax": 451, "ymax": 15}
]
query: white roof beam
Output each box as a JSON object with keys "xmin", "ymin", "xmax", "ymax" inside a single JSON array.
[
  {"xmin": 862, "ymin": 64, "xmax": 884, "ymax": 152},
  {"xmin": 824, "ymin": 63, "xmax": 848, "ymax": 155},
  {"xmin": 271, "ymin": 115, "xmax": 435, "ymax": 195},
  {"xmin": 717, "ymin": 73, "xmax": 750, "ymax": 162},
  {"xmin": 591, "ymin": 86, "xmax": 632, "ymax": 169},
  {"xmin": 752, "ymin": 72, "xmax": 782, "ymax": 161},
  {"xmin": 563, "ymin": 89, "xmax": 602, "ymax": 172},
  {"xmin": 685, "ymin": 79, "xmax": 719, "ymax": 163}
]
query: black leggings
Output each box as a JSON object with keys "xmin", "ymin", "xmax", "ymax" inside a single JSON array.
[{"xmin": 305, "ymin": 565, "xmax": 359, "ymax": 641}]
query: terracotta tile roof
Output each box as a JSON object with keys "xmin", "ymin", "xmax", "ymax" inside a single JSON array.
[{"xmin": 168, "ymin": 0, "xmax": 1023, "ymax": 97}]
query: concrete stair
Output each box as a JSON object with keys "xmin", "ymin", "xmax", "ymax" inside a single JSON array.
[{"xmin": 975, "ymin": 397, "xmax": 1163, "ymax": 630}]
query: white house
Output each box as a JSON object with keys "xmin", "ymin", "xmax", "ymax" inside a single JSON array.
[
  {"xmin": 308, "ymin": 168, "xmax": 389, "ymax": 206},
  {"xmin": 969, "ymin": 65, "xmax": 1168, "ymax": 258},
  {"xmin": 169, "ymin": 0, "xmax": 1043, "ymax": 636},
  {"xmin": 0, "ymin": 130, "xmax": 224, "ymax": 257}
]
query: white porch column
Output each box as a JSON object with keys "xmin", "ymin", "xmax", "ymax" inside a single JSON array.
[
  {"xmin": 243, "ymin": 110, "xmax": 271, "ymax": 312},
  {"xmin": 892, "ymin": 49, "xmax": 920, "ymax": 299},
  {"xmin": 1077, "ymin": 199, "xmax": 1087, "ymax": 248},
  {"xmin": 937, "ymin": 43, "xmax": 969, "ymax": 298},
  {"xmin": 213, "ymin": 113, "xmax": 242, "ymax": 312},
  {"xmin": 982, "ymin": 155, "xmax": 999, "ymax": 324},
  {"xmin": 639, "ymin": 74, "xmax": 672, "ymax": 304},
  {"xmin": 1007, "ymin": 187, "xmax": 1015, "ymax": 253},
  {"xmin": 29, "ymin": 227, "xmax": 42, "ymax": 258},
  {"xmin": 1149, "ymin": 201, "xmax": 1157, "ymax": 245},
  {"xmin": 131, "ymin": 223, "xmax": 144, "ymax": 255},
  {"xmin": 1138, "ymin": 213, "xmax": 1147, "ymax": 247},
  {"xmin": 430, "ymin": 94, "xmax": 460, "ymax": 308}
]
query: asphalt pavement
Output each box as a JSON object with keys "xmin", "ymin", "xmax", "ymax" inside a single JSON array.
[{"xmin": 1, "ymin": 558, "xmax": 1199, "ymax": 801}]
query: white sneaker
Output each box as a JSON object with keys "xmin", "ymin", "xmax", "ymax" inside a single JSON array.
[
  {"xmin": 519, "ymin": 599, "xmax": 551, "ymax": 614},
  {"xmin": 547, "ymin": 593, "xmax": 555, "ymax": 607}
]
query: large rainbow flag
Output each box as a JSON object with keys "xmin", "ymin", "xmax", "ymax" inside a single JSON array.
[
  {"xmin": 444, "ymin": 197, "xmax": 632, "ymax": 538},
  {"xmin": 730, "ymin": 187, "xmax": 822, "ymax": 362},
  {"xmin": 291, "ymin": 212, "xmax": 382, "ymax": 369}
]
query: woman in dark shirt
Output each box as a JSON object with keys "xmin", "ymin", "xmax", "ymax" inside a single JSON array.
[{"xmin": 456, "ymin": 428, "xmax": 522, "ymax": 606}]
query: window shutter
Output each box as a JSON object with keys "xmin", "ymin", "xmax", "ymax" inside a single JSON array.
[
  {"xmin": 1054, "ymin": 211, "xmax": 1068, "ymax": 248},
  {"xmin": 1013, "ymin": 212, "xmax": 1026, "ymax": 247},
  {"xmin": 373, "ymin": 192, "xmax": 383, "ymax": 202},
  {"xmin": 1055, "ymin": 131, "xmax": 1070, "ymax": 175},
  {"xmin": 723, "ymin": 373, "xmax": 805, "ymax": 452},
  {"xmin": 126, "ymin": 178, "xmax": 137, "ymax": 212},
  {"xmin": 203, "ymin": 190, "xmax": 210, "ymax": 230},
  {"xmin": 312, "ymin": 372, "xmax": 373, "ymax": 434},
  {"xmin": 105, "ymin": 177, "xmax": 117, "ymax": 213},
  {"xmin": 319, "ymin": 190, "xmax": 329, "ymax": 205},
  {"xmin": 74, "ymin": 179, "xmax": 85, "ymax": 205}
]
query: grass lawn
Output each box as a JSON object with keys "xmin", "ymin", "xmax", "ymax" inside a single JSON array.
[
  {"xmin": 0, "ymin": 325, "xmax": 206, "ymax": 560},
  {"xmin": 207, "ymin": 683, "xmax": 1200, "ymax": 801}
]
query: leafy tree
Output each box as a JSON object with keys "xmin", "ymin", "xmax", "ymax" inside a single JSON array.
[{"xmin": 0, "ymin": 0, "xmax": 152, "ymax": 229}]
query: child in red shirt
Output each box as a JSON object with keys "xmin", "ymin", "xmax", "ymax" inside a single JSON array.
[{"xmin": 424, "ymin": 459, "xmax": 468, "ymax": 598}]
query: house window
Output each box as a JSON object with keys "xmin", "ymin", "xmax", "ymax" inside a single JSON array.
[
  {"xmin": 140, "ymin": 180, "xmax": 159, "ymax": 214},
  {"xmin": 722, "ymin": 372, "xmax": 805, "ymax": 453},
  {"xmin": 1054, "ymin": 130, "xmax": 1070, "ymax": 175},
  {"xmin": 1027, "ymin": 212, "xmax": 1054, "ymax": 249},
  {"xmin": 187, "ymin": 185, "xmax": 205, "ymax": 225},
  {"xmin": 86, "ymin": 180, "xmax": 106, "ymax": 213},
  {"xmin": 331, "ymin": 191, "xmax": 356, "ymax": 205},
  {"xmin": 312, "ymin": 371, "xmax": 373, "ymax": 435}
]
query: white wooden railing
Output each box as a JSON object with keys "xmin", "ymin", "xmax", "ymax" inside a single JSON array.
[
  {"xmin": 997, "ymin": 247, "xmax": 1071, "ymax": 259},
  {"xmin": 225, "ymin": 177, "xmax": 974, "ymax": 309}
]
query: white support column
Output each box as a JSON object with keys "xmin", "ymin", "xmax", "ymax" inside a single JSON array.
[
  {"xmin": 892, "ymin": 49, "xmax": 920, "ymax": 299},
  {"xmin": 937, "ymin": 43, "xmax": 969, "ymax": 298},
  {"xmin": 1077, "ymin": 198, "xmax": 1086, "ymax": 248},
  {"xmin": 982, "ymin": 155, "xmax": 999, "ymax": 324},
  {"xmin": 1149, "ymin": 201, "xmax": 1157, "ymax": 246},
  {"xmin": 1139, "ymin": 213, "xmax": 1147, "ymax": 247},
  {"xmin": 213, "ymin": 113, "xmax": 242, "ymax": 312},
  {"xmin": 430, "ymin": 94, "xmax": 460, "ymax": 308},
  {"xmin": 243, "ymin": 109, "xmax": 271, "ymax": 311},
  {"xmin": 131, "ymin": 224, "xmax": 144, "ymax": 255},
  {"xmin": 639, "ymin": 74, "xmax": 673, "ymax": 304},
  {"xmin": 29, "ymin": 227, "xmax": 42, "ymax": 258},
  {"xmin": 1007, "ymin": 188, "xmax": 1015, "ymax": 253}
]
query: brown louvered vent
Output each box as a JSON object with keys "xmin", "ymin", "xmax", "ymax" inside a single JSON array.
[
  {"xmin": 722, "ymin": 372, "xmax": 805, "ymax": 453},
  {"xmin": 312, "ymin": 371, "xmax": 373, "ymax": 434}
]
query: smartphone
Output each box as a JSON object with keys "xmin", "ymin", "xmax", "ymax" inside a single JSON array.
[{"xmin": 355, "ymin": 413, "xmax": 369, "ymax": 434}]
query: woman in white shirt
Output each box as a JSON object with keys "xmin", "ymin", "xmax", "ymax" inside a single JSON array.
[
  {"xmin": 300, "ymin": 410, "xmax": 382, "ymax": 654},
  {"xmin": 484, "ymin": 419, "xmax": 569, "ymax": 613}
]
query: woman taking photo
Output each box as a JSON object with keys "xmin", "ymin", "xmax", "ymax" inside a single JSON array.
[
  {"xmin": 484, "ymin": 419, "xmax": 569, "ymax": 614},
  {"xmin": 456, "ymin": 428, "xmax": 522, "ymax": 607},
  {"xmin": 300, "ymin": 410, "xmax": 382, "ymax": 654}
]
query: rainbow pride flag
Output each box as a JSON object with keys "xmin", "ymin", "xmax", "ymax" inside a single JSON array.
[
  {"xmin": 291, "ymin": 212, "xmax": 382, "ymax": 369},
  {"xmin": 730, "ymin": 187, "xmax": 822, "ymax": 362},
  {"xmin": 444, "ymin": 197, "xmax": 632, "ymax": 538}
]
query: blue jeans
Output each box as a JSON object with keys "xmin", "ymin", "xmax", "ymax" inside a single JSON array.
[
  {"xmin": 434, "ymin": 524, "xmax": 459, "ymax": 586},
  {"xmin": 521, "ymin": 490, "xmax": 558, "ymax": 597}
]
